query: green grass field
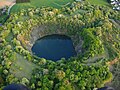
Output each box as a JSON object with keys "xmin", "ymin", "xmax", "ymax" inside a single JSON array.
[
  {"xmin": 10, "ymin": 0, "xmax": 73, "ymax": 13},
  {"xmin": 10, "ymin": 3, "xmax": 34, "ymax": 13},
  {"xmin": 86, "ymin": 0, "xmax": 109, "ymax": 6},
  {"xmin": 10, "ymin": 53, "xmax": 38, "ymax": 79}
]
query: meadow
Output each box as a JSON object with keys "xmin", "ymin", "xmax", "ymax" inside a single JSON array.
[{"xmin": 10, "ymin": 0, "xmax": 73, "ymax": 13}]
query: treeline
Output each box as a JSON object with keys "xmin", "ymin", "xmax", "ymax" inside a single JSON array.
[{"xmin": 16, "ymin": 0, "xmax": 30, "ymax": 3}]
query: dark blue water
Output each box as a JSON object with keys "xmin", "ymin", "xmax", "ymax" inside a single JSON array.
[
  {"xmin": 32, "ymin": 34, "xmax": 76, "ymax": 61},
  {"xmin": 3, "ymin": 84, "xmax": 29, "ymax": 90}
]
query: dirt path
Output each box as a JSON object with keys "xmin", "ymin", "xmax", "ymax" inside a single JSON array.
[{"xmin": 8, "ymin": 2, "xmax": 16, "ymax": 15}]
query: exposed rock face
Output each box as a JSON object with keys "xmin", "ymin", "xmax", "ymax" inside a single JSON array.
[{"xmin": 24, "ymin": 25, "xmax": 83, "ymax": 55}]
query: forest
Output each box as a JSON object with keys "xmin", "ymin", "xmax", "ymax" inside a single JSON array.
[{"xmin": 0, "ymin": 0, "xmax": 120, "ymax": 90}]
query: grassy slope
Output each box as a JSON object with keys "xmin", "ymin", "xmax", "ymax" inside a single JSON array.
[
  {"xmin": 10, "ymin": 53, "xmax": 38, "ymax": 79},
  {"xmin": 86, "ymin": 0, "xmax": 109, "ymax": 6},
  {"xmin": 10, "ymin": 3, "xmax": 34, "ymax": 13},
  {"xmin": 31, "ymin": 0, "xmax": 73, "ymax": 7},
  {"xmin": 10, "ymin": 0, "xmax": 73, "ymax": 13}
]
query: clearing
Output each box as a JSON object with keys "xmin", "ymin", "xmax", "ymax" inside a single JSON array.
[{"xmin": 10, "ymin": 53, "xmax": 38, "ymax": 79}]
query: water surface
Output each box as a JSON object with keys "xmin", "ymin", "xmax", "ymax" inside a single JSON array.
[{"xmin": 32, "ymin": 34, "xmax": 76, "ymax": 61}]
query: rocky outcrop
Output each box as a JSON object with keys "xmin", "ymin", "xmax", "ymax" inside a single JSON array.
[{"xmin": 24, "ymin": 25, "xmax": 83, "ymax": 55}]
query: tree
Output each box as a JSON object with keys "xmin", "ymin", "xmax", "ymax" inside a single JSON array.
[
  {"xmin": 16, "ymin": 0, "xmax": 30, "ymax": 3},
  {"xmin": 21, "ymin": 78, "xmax": 29, "ymax": 85},
  {"xmin": 96, "ymin": 27, "xmax": 102, "ymax": 36},
  {"xmin": 6, "ymin": 45, "xmax": 12, "ymax": 50},
  {"xmin": 58, "ymin": 86, "xmax": 66, "ymax": 90},
  {"xmin": 55, "ymin": 70, "xmax": 65, "ymax": 80}
]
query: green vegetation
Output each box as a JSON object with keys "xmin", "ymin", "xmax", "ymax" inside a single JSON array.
[
  {"xmin": 0, "ymin": 15, "xmax": 8, "ymax": 24},
  {"xmin": 111, "ymin": 61, "xmax": 120, "ymax": 90},
  {"xmin": 11, "ymin": 0, "xmax": 73, "ymax": 13},
  {"xmin": 0, "ymin": 0, "xmax": 120, "ymax": 90},
  {"xmin": 0, "ymin": 7, "xmax": 8, "ymax": 24},
  {"xmin": 16, "ymin": 0, "xmax": 30, "ymax": 3},
  {"xmin": 10, "ymin": 53, "xmax": 38, "ymax": 79},
  {"xmin": 86, "ymin": 0, "xmax": 109, "ymax": 6},
  {"xmin": 10, "ymin": 3, "xmax": 34, "ymax": 13}
]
